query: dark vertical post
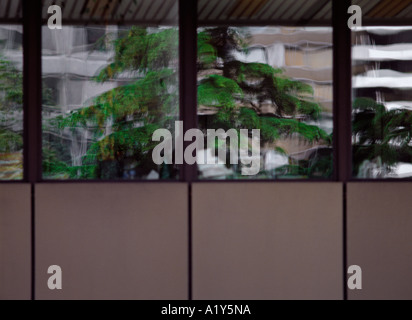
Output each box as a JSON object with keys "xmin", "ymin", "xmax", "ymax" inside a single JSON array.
[
  {"xmin": 179, "ymin": 0, "xmax": 198, "ymax": 183},
  {"xmin": 179, "ymin": 0, "xmax": 198, "ymax": 301},
  {"xmin": 23, "ymin": 0, "xmax": 42, "ymax": 300},
  {"xmin": 23, "ymin": 0, "xmax": 42, "ymax": 183},
  {"xmin": 333, "ymin": 0, "xmax": 352, "ymax": 182},
  {"xmin": 333, "ymin": 0, "xmax": 352, "ymax": 301}
]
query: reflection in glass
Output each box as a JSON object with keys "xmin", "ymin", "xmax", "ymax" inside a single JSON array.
[
  {"xmin": 42, "ymin": 25, "xmax": 179, "ymax": 180},
  {"xmin": 197, "ymin": 27, "xmax": 333, "ymax": 180},
  {"xmin": 0, "ymin": 25, "xmax": 23, "ymax": 180},
  {"xmin": 353, "ymin": 27, "xmax": 412, "ymax": 178}
]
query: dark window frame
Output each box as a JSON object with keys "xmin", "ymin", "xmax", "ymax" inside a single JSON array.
[{"xmin": 0, "ymin": 0, "xmax": 410, "ymax": 184}]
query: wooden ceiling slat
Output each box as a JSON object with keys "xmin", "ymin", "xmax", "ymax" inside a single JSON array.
[
  {"xmin": 0, "ymin": 0, "xmax": 404, "ymax": 25},
  {"xmin": 313, "ymin": 0, "xmax": 330, "ymax": 20},
  {"xmin": 4, "ymin": 0, "xmax": 11, "ymax": 18},
  {"xmin": 146, "ymin": 0, "xmax": 164, "ymax": 20},
  {"xmin": 249, "ymin": 0, "xmax": 272, "ymax": 20},
  {"xmin": 156, "ymin": 0, "xmax": 175, "ymax": 21},
  {"xmin": 63, "ymin": 0, "xmax": 76, "ymax": 19},
  {"xmin": 367, "ymin": 0, "xmax": 392, "ymax": 17},
  {"xmin": 131, "ymin": 0, "xmax": 148, "ymax": 21},
  {"xmin": 141, "ymin": 0, "xmax": 156, "ymax": 20},
  {"xmin": 271, "ymin": 0, "xmax": 296, "ymax": 20},
  {"xmin": 258, "ymin": 0, "xmax": 283, "ymax": 20},
  {"xmin": 16, "ymin": 0, "xmax": 22, "ymax": 18},
  {"xmin": 206, "ymin": 0, "xmax": 229, "ymax": 20},
  {"xmin": 228, "ymin": 0, "xmax": 251, "ymax": 19},
  {"xmin": 89, "ymin": 0, "xmax": 106, "ymax": 19},
  {"xmin": 373, "ymin": 0, "xmax": 403, "ymax": 18},
  {"xmin": 361, "ymin": 0, "xmax": 382, "ymax": 16},
  {"xmin": 396, "ymin": 2, "xmax": 412, "ymax": 17},
  {"xmin": 42, "ymin": 0, "xmax": 53, "ymax": 18},
  {"xmin": 243, "ymin": 0, "xmax": 268, "ymax": 19},
  {"xmin": 300, "ymin": 0, "xmax": 330, "ymax": 22},
  {"xmin": 216, "ymin": 0, "xmax": 236, "ymax": 20},
  {"xmin": 385, "ymin": 0, "xmax": 412, "ymax": 17},
  {"xmin": 200, "ymin": 0, "xmax": 219, "ymax": 20},
  {"xmin": 283, "ymin": 0, "xmax": 312, "ymax": 20},
  {"xmin": 119, "ymin": 0, "xmax": 135, "ymax": 20},
  {"xmin": 197, "ymin": 0, "xmax": 210, "ymax": 19},
  {"xmin": 71, "ymin": 0, "xmax": 86, "ymax": 19}
]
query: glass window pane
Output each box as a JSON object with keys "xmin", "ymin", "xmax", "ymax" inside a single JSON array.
[
  {"xmin": 197, "ymin": 26, "xmax": 333, "ymax": 180},
  {"xmin": 352, "ymin": 26, "xmax": 412, "ymax": 179},
  {"xmin": 0, "ymin": 23, "xmax": 23, "ymax": 180},
  {"xmin": 42, "ymin": 0, "xmax": 179, "ymax": 180},
  {"xmin": 196, "ymin": 0, "xmax": 333, "ymax": 180}
]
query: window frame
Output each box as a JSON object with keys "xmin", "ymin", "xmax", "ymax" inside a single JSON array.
[{"xmin": 1, "ymin": 0, "xmax": 411, "ymax": 184}]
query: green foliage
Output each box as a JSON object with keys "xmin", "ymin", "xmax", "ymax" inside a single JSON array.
[
  {"xmin": 353, "ymin": 97, "xmax": 412, "ymax": 175},
  {"xmin": 51, "ymin": 26, "xmax": 331, "ymax": 179},
  {"xmin": 58, "ymin": 69, "xmax": 177, "ymax": 135},
  {"xmin": 198, "ymin": 75, "xmax": 243, "ymax": 108},
  {"xmin": 0, "ymin": 128, "xmax": 23, "ymax": 153},
  {"xmin": 198, "ymin": 31, "xmax": 217, "ymax": 67},
  {"xmin": 95, "ymin": 27, "xmax": 178, "ymax": 82},
  {"xmin": 0, "ymin": 57, "xmax": 23, "ymax": 110}
]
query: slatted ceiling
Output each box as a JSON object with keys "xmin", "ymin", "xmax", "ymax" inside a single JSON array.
[
  {"xmin": 313, "ymin": 0, "xmax": 331, "ymax": 20},
  {"xmin": 287, "ymin": 0, "xmax": 315, "ymax": 21},
  {"xmin": 390, "ymin": 0, "xmax": 412, "ymax": 16},
  {"xmin": 385, "ymin": 0, "xmax": 411, "ymax": 17},
  {"xmin": 9, "ymin": 0, "xmax": 20, "ymax": 18},
  {"xmin": 270, "ymin": 1, "xmax": 291, "ymax": 20},
  {"xmin": 110, "ymin": 0, "xmax": 124, "ymax": 18},
  {"xmin": 227, "ymin": 0, "xmax": 247, "ymax": 18},
  {"xmin": 369, "ymin": 0, "xmax": 398, "ymax": 17},
  {"xmin": 2, "ymin": 0, "xmax": 412, "ymax": 25},
  {"xmin": 352, "ymin": 0, "xmax": 412, "ymax": 21},
  {"xmin": 82, "ymin": 0, "xmax": 96, "ymax": 19},
  {"xmin": 207, "ymin": 0, "xmax": 226, "ymax": 20},
  {"xmin": 121, "ymin": 0, "xmax": 138, "ymax": 20},
  {"xmin": 154, "ymin": 0, "xmax": 170, "ymax": 20},
  {"xmin": 0, "ymin": 0, "xmax": 8, "ymax": 18},
  {"xmin": 63, "ymin": 0, "xmax": 76, "ymax": 19},
  {"xmin": 248, "ymin": 0, "xmax": 271, "ymax": 19},
  {"xmin": 70, "ymin": 0, "xmax": 85, "ymax": 19},
  {"xmin": 282, "ymin": 2, "xmax": 301, "ymax": 21},
  {"xmin": 242, "ymin": 0, "xmax": 268, "ymax": 19},
  {"xmin": 205, "ymin": 0, "xmax": 222, "ymax": 20},
  {"xmin": 147, "ymin": 0, "xmax": 163, "ymax": 20},
  {"xmin": 165, "ymin": 3, "xmax": 178, "ymax": 21},
  {"xmin": 198, "ymin": 0, "xmax": 216, "ymax": 20},
  {"xmin": 277, "ymin": 1, "xmax": 299, "ymax": 20},
  {"xmin": 142, "ymin": 0, "xmax": 157, "ymax": 19},
  {"xmin": 353, "ymin": 0, "xmax": 375, "ymax": 13},
  {"xmin": 258, "ymin": 0, "xmax": 282, "ymax": 20},
  {"xmin": 43, "ymin": 0, "xmax": 52, "ymax": 18},
  {"xmin": 397, "ymin": 2, "xmax": 412, "ymax": 16},
  {"xmin": 3, "ymin": 0, "xmax": 10, "ymax": 18},
  {"xmin": 135, "ymin": 0, "xmax": 152, "ymax": 20},
  {"xmin": 90, "ymin": 0, "xmax": 108, "ymax": 19}
]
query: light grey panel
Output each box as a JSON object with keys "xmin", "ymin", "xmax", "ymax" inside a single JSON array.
[
  {"xmin": 0, "ymin": 184, "xmax": 31, "ymax": 300},
  {"xmin": 193, "ymin": 183, "xmax": 343, "ymax": 300},
  {"xmin": 36, "ymin": 183, "xmax": 188, "ymax": 300},
  {"xmin": 348, "ymin": 183, "xmax": 412, "ymax": 300}
]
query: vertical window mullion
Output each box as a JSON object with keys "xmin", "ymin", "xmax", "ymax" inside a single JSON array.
[
  {"xmin": 23, "ymin": 0, "xmax": 42, "ymax": 183},
  {"xmin": 179, "ymin": 0, "xmax": 198, "ymax": 182},
  {"xmin": 333, "ymin": 0, "xmax": 352, "ymax": 182}
]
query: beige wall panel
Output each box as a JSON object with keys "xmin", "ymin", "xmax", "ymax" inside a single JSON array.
[
  {"xmin": 348, "ymin": 183, "xmax": 412, "ymax": 300},
  {"xmin": 193, "ymin": 183, "xmax": 343, "ymax": 300},
  {"xmin": 36, "ymin": 183, "xmax": 188, "ymax": 300},
  {"xmin": 0, "ymin": 184, "xmax": 31, "ymax": 300}
]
